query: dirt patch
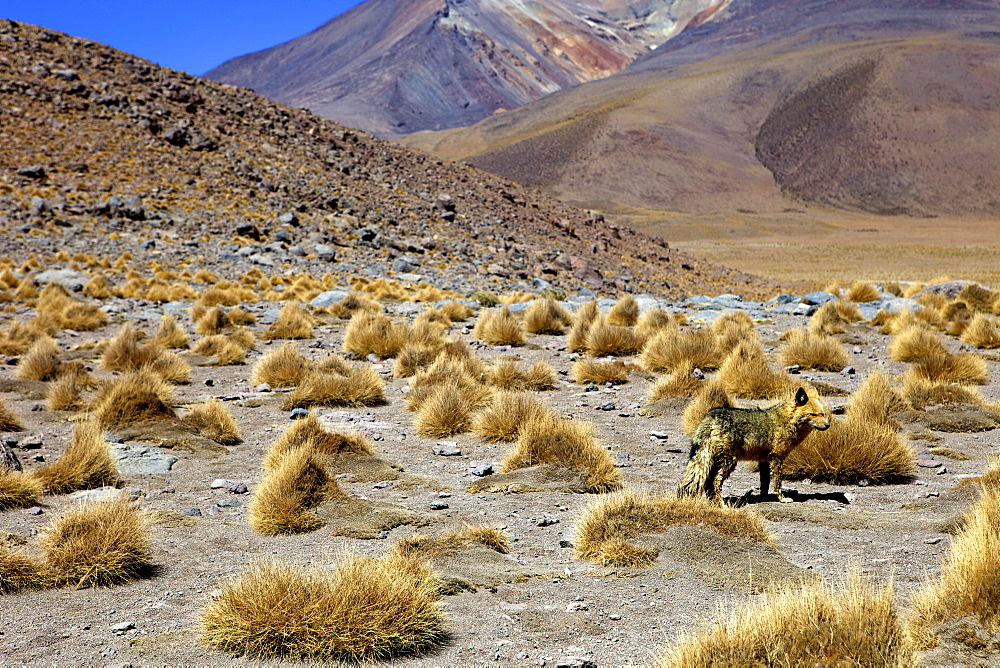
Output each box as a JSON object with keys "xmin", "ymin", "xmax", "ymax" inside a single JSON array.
[
  {"xmin": 114, "ymin": 420, "xmax": 227, "ymax": 455},
  {"xmin": 639, "ymin": 396, "xmax": 690, "ymax": 418},
  {"xmin": 0, "ymin": 379, "xmax": 49, "ymax": 401},
  {"xmin": 467, "ymin": 465, "xmax": 592, "ymax": 494},
  {"xmin": 755, "ymin": 502, "xmax": 883, "ymax": 531},
  {"xmin": 427, "ymin": 545, "xmax": 539, "ymax": 594},
  {"xmin": 325, "ymin": 452, "xmax": 405, "ymax": 483},
  {"xmin": 315, "ymin": 497, "xmax": 435, "ymax": 539},
  {"xmin": 899, "ymin": 407, "xmax": 1000, "ymax": 433}
]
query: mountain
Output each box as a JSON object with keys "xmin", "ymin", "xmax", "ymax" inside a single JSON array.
[
  {"xmin": 204, "ymin": 0, "xmax": 725, "ymax": 138},
  {"xmin": 405, "ymin": 0, "xmax": 1000, "ymax": 218},
  {"xmin": 0, "ymin": 19, "xmax": 771, "ymax": 299}
]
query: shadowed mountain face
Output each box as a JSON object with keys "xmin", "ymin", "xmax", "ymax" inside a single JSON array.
[
  {"xmin": 204, "ymin": 0, "xmax": 725, "ymax": 138},
  {"xmin": 407, "ymin": 0, "xmax": 1000, "ymax": 218}
]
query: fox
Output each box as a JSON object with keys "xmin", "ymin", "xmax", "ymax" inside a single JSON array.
[{"xmin": 677, "ymin": 385, "xmax": 831, "ymax": 503}]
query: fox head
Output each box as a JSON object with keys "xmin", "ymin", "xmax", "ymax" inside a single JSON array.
[{"xmin": 793, "ymin": 386, "xmax": 831, "ymax": 431}]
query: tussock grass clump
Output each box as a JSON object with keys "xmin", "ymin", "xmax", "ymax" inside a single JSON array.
[
  {"xmin": 343, "ymin": 312, "xmax": 408, "ymax": 359},
  {"xmin": 100, "ymin": 324, "xmax": 159, "ymax": 371},
  {"xmin": 716, "ymin": 340, "xmax": 794, "ymax": 400},
  {"xmin": 0, "ymin": 320, "xmax": 43, "ymax": 355},
  {"xmin": 681, "ymin": 378, "xmax": 735, "ymax": 436},
  {"xmin": 584, "ymin": 316, "xmax": 644, "ymax": 357},
  {"xmin": 280, "ymin": 367, "xmax": 385, "ymax": 410},
  {"xmin": 415, "ymin": 383, "xmax": 484, "ymax": 438},
  {"xmin": 251, "ymin": 342, "xmax": 313, "ymax": 388},
  {"xmin": 809, "ymin": 301, "xmax": 861, "ymax": 336},
  {"xmin": 92, "ymin": 372, "xmax": 176, "ymax": 428},
  {"xmin": 712, "ymin": 310, "xmax": 756, "ymax": 350},
  {"xmin": 0, "ymin": 470, "xmax": 44, "ymax": 510},
  {"xmin": 960, "ymin": 313, "xmax": 1000, "ymax": 349},
  {"xmin": 194, "ymin": 306, "xmax": 231, "ymax": 335},
  {"xmin": 405, "ymin": 358, "xmax": 487, "ymax": 413},
  {"xmin": 778, "ymin": 328, "xmax": 848, "ymax": 372},
  {"xmin": 472, "ymin": 306, "xmax": 525, "ymax": 346},
  {"xmin": 46, "ymin": 373, "xmax": 86, "ymax": 411},
  {"xmin": 326, "ymin": 293, "xmax": 384, "ymax": 320},
  {"xmin": 660, "ymin": 570, "xmax": 905, "ymax": 667},
  {"xmin": 574, "ymin": 490, "xmax": 772, "ymax": 568},
  {"xmin": 249, "ymin": 447, "xmax": 339, "ymax": 535},
  {"xmin": 642, "ymin": 328, "xmax": 721, "ymax": 373},
  {"xmin": 889, "ymin": 325, "xmax": 948, "ymax": 363},
  {"xmin": 846, "ymin": 281, "xmax": 881, "ymax": 302},
  {"xmin": 523, "ymin": 298, "xmax": 572, "ymax": 335},
  {"xmin": 42, "ymin": 498, "xmax": 152, "ymax": 588},
  {"xmin": 184, "ymin": 399, "xmax": 242, "ymax": 445},
  {"xmin": 903, "ymin": 374, "xmax": 989, "ymax": 410},
  {"xmin": 570, "ymin": 358, "xmax": 629, "ymax": 385},
  {"xmin": 15, "ymin": 336, "xmax": 62, "ymax": 381},
  {"xmin": 263, "ymin": 413, "xmax": 374, "ymax": 472},
  {"xmin": 635, "ymin": 308, "xmax": 678, "ymax": 339},
  {"xmin": 150, "ymin": 315, "xmax": 189, "ymax": 349},
  {"xmin": 34, "ymin": 421, "xmax": 120, "ymax": 495},
  {"xmin": 35, "ymin": 284, "xmax": 108, "ymax": 331},
  {"xmin": 957, "ymin": 283, "xmax": 997, "ymax": 314},
  {"xmin": 191, "ymin": 335, "xmax": 246, "ymax": 365},
  {"xmin": 500, "ymin": 414, "xmax": 620, "ymax": 492},
  {"xmin": 472, "ymin": 391, "xmax": 553, "ymax": 443},
  {"xmin": 910, "ymin": 351, "xmax": 988, "ymax": 386},
  {"xmin": 227, "ymin": 306, "xmax": 256, "ymax": 326},
  {"xmin": 0, "ymin": 396, "xmax": 24, "ymax": 431},
  {"xmin": 607, "ymin": 296, "xmax": 639, "ymax": 327},
  {"xmin": 908, "ymin": 488, "xmax": 1000, "ymax": 650},
  {"xmin": 393, "ymin": 524, "xmax": 509, "ymax": 559},
  {"xmin": 486, "ymin": 357, "xmax": 557, "ymax": 391},
  {"xmin": 648, "ymin": 362, "xmax": 703, "ymax": 402},
  {"xmin": 784, "ymin": 373, "xmax": 914, "ymax": 484},
  {"xmin": 0, "ymin": 545, "xmax": 50, "ymax": 593},
  {"xmin": 200, "ymin": 553, "xmax": 446, "ymax": 661},
  {"xmin": 393, "ymin": 343, "xmax": 445, "ymax": 378},
  {"xmin": 263, "ymin": 302, "xmax": 314, "ymax": 340},
  {"xmin": 437, "ymin": 299, "xmax": 474, "ymax": 322},
  {"xmin": 567, "ymin": 300, "xmax": 600, "ymax": 352}
]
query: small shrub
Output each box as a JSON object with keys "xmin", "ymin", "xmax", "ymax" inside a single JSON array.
[
  {"xmin": 393, "ymin": 525, "xmax": 509, "ymax": 559},
  {"xmin": 642, "ymin": 328, "xmax": 721, "ymax": 373},
  {"xmin": 0, "ymin": 396, "xmax": 24, "ymax": 431},
  {"xmin": 150, "ymin": 314, "xmax": 189, "ymax": 349},
  {"xmin": 648, "ymin": 362, "xmax": 703, "ymax": 402},
  {"xmin": 889, "ymin": 325, "xmax": 948, "ymax": 363},
  {"xmin": 846, "ymin": 281, "xmax": 880, "ymax": 302},
  {"xmin": 251, "ymin": 342, "xmax": 314, "ymax": 388},
  {"xmin": 567, "ymin": 300, "xmax": 600, "ymax": 353},
  {"xmin": 264, "ymin": 413, "xmax": 374, "ymax": 471},
  {"xmin": 911, "ymin": 351, "xmax": 988, "ymax": 385},
  {"xmin": 0, "ymin": 470, "xmax": 44, "ymax": 510},
  {"xmin": 472, "ymin": 306, "xmax": 525, "ymax": 346},
  {"xmin": 15, "ymin": 336, "xmax": 62, "ymax": 381},
  {"xmin": 570, "ymin": 358, "xmax": 629, "ymax": 385},
  {"xmin": 584, "ymin": 317, "xmax": 644, "ymax": 357},
  {"xmin": 184, "ymin": 399, "xmax": 242, "ymax": 445},
  {"xmin": 415, "ymin": 383, "xmax": 481, "ymax": 438},
  {"xmin": 34, "ymin": 421, "xmax": 119, "ymax": 495},
  {"xmin": 903, "ymin": 374, "xmax": 988, "ymax": 410},
  {"xmin": 0, "ymin": 545, "xmax": 49, "ymax": 593},
  {"xmin": 263, "ymin": 302, "xmax": 314, "ymax": 340},
  {"xmin": 472, "ymin": 391, "xmax": 553, "ymax": 443},
  {"xmin": 280, "ymin": 367, "xmax": 385, "ymax": 410},
  {"xmin": 957, "ymin": 284, "xmax": 996, "ymax": 314},
  {"xmin": 635, "ymin": 308, "xmax": 678, "ymax": 340},
  {"xmin": 437, "ymin": 300, "xmax": 473, "ymax": 322},
  {"xmin": 191, "ymin": 335, "xmax": 246, "ymax": 365},
  {"xmin": 960, "ymin": 314, "xmax": 1000, "ymax": 349},
  {"xmin": 607, "ymin": 296, "xmax": 639, "ymax": 327},
  {"xmin": 778, "ymin": 328, "xmax": 848, "ymax": 372},
  {"xmin": 45, "ymin": 373, "xmax": 86, "ymax": 412},
  {"xmin": 343, "ymin": 312, "xmax": 408, "ymax": 359},
  {"xmin": 486, "ymin": 357, "xmax": 557, "ymax": 391},
  {"xmin": 523, "ymin": 299, "xmax": 571, "ymax": 335},
  {"xmin": 716, "ymin": 340, "xmax": 794, "ymax": 399},
  {"xmin": 92, "ymin": 372, "xmax": 177, "ymax": 428},
  {"xmin": 249, "ymin": 447, "xmax": 338, "ymax": 535}
]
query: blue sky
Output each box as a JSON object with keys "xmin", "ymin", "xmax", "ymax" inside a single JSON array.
[{"xmin": 2, "ymin": 1, "xmax": 364, "ymax": 75}]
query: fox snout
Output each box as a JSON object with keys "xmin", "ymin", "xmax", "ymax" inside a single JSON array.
[{"xmin": 813, "ymin": 422, "xmax": 831, "ymax": 431}]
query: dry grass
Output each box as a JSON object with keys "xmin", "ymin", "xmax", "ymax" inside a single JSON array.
[
  {"xmin": 846, "ymin": 281, "xmax": 881, "ymax": 302},
  {"xmin": 249, "ymin": 447, "xmax": 339, "ymax": 535},
  {"xmin": 191, "ymin": 335, "xmax": 246, "ymax": 365},
  {"xmin": 910, "ymin": 350, "xmax": 988, "ymax": 385},
  {"xmin": 809, "ymin": 300, "xmax": 862, "ymax": 336},
  {"xmin": 392, "ymin": 524, "xmax": 509, "ymax": 559},
  {"xmin": 570, "ymin": 358, "xmax": 630, "ymax": 385},
  {"xmin": 100, "ymin": 324, "xmax": 160, "ymax": 371},
  {"xmin": 194, "ymin": 306, "xmax": 231, "ymax": 335},
  {"xmin": 0, "ymin": 320, "xmax": 43, "ymax": 355},
  {"xmin": 574, "ymin": 490, "xmax": 771, "ymax": 568},
  {"xmin": 34, "ymin": 421, "xmax": 120, "ymax": 495},
  {"xmin": 659, "ymin": 569, "xmax": 905, "ymax": 667},
  {"xmin": 199, "ymin": 553, "xmax": 445, "ymax": 661},
  {"xmin": 415, "ymin": 382, "xmax": 485, "ymax": 438},
  {"xmin": 15, "ymin": 335, "xmax": 62, "ymax": 381},
  {"xmin": 716, "ymin": 340, "xmax": 794, "ymax": 400},
  {"xmin": 0, "ymin": 469, "xmax": 44, "ymax": 510},
  {"xmin": 150, "ymin": 314, "xmax": 189, "ymax": 349},
  {"xmin": 889, "ymin": 325, "xmax": 948, "ymax": 362},
  {"xmin": 0, "ymin": 545, "xmax": 50, "ymax": 594},
  {"xmin": 91, "ymin": 371, "xmax": 177, "ymax": 428},
  {"xmin": 437, "ymin": 299, "xmax": 474, "ymax": 322},
  {"xmin": 642, "ymin": 328, "xmax": 721, "ymax": 373},
  {"xmin": 0, "ymin": 396, "xmax": 24, "ymax": 431},
  {"xmin": 523, "ymin": 298, "xmax": 572, "ymax": 335},
  {"xmin": 607, "ymin": 296, "xmax": 639, "ymax": 327},
  {"xmin": 471, "ymin": 391, "xmax": 553, "ymax": 443},
  {"xmin": 227, "ymin": 306, "xmax": 256, "ymax": 326},
  {"xmin": 778, "ymin": 328, "xmax": 848, "ymax": 372},
  {"xmin": 280, "ymin": 366, "xmax": 385, "ymax": 410},
  {"xmin": 957, "ymin": 284, "xmax": 996, "ymax": 313},
  {"xmin": 262, "ymin": 301, "xmax": 314, "ymax": 340},
  {"xmin": 472, "ymin": 306, "xmax": 525, "ymax": 346},
  {"xmin": 486, "ymin": 357, "xmax": 557, "ymax": 391},
  {"xmin": 960, "ymin": 314, "xmax": 1000, "ymax": 349},
  {"xmin": 326, "ymin": 292, "xmax": 381, "ymax": 319},
  {"xmin": 263, "ymin": 413, "xmax": 374, "ymax": 472},
  {"xmin": 42, "ymin": 497, "xmax": 152, "ymax": 588},
  {"xmin": 584, "ymin": 316, "xmax": 644, "ymax": 357},
  {"xmin": 393, "ymin": 343, "xmax": 445, "ymax": 378},
  {"xmin": 500, "ymin": 413, "xmax": 620, "ymax": 492},
  {"xmin": 405, "ymin": 358, "xmax": 487, "ymax": 413},
  {"xmin": 183, "ymin": 399, "xmax": 242, "ymax": 445},
  {"xmin": 903, "ymin": 374, "xmax": 989, "ymax": 410},
  {"xmin": 712, "ymin": 310, "xmax": 756, "ymax": 352},
  {"xmin": 635, "ymin": 308, "xmax": 678, "ymax": 339},
  {"xmin": 251, "ymin": 342, "xmax": 313, "ymax": 388},
  {"xmin": 681, "ymin": 378, "xmax": 736, "ymax": 436},
  {"xmin": 567, "ymin": 300, "xmax": 600, "ymax": 352},
  {"xmin": 648, "ymin": 362, "xmax": 704, "ymax": 402},
  {"xmin": 343, "ymin": 311, "xmax": 408, "ymax": 359},
  {"xmin": 908, "ymin": 487, "xmax": 1000, "ymax": 650},
  {"xmin": 46, "ymin": 373, "xmax": 86, "ymax": 412}
]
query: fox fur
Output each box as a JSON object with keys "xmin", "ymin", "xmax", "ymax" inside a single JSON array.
[{"xmin": 678, "ymin": 385, "xmax": 831, "ymax": 503}]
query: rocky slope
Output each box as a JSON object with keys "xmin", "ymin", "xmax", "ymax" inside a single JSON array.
[
  {"xmin": 406, "ymin": 0, "xmax": 1000, "ymax": 218},
  {"xmin": 204, "ymin": 0, "xmax": 726, "ymax": 138},
  {"xmin": 0, "ymin": 19, "xmax": 772, "ymax": 301}
]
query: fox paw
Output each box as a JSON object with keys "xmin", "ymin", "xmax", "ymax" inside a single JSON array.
[{"xmin": 778, "ymin": 495, "xmax": 793, "ymax": 503}]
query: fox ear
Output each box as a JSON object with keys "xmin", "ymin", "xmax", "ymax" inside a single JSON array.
[{"xmin": 795, "ymin": 387, "xmax": 809, "ymax": 406}]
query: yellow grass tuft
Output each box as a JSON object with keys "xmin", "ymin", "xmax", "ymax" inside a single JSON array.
[
  {"xmin": 908, "ymin": 487, "xmax": 1000, "ymax": 650},
  {"xmin": 570, "ymin": 358, "xmax": 630, "ymax": 385},
  {"xmin": 191, "ymin": 335, "xmax": 246, "ymax": 365},
  {"xmin": 809, "ymin": 300, "xmax": 860, "ymax": 336},
  {"xmin": 200, "ymin": 553, "xmax": 445, "ymax": 661},
  {"xmin": 437, "ymin": 299, "xmax": 473, "ymax": 322},
  {"xmin": 846, "ymin": 281, "xmax": 881, "ymax": 302},
  {"xmin": 280, "ymin": 366, "xmax": 385, "ymax": 410},
  {"xmin": 500, "ymin": 413, "xmax": 620, "ymax": 492},
  {"xmin": 15, "ymin": 335, "xmax": 62, "ymax": 381},
  {"xmin": 902, "ymin": 373, "xmax": 988, "ymax": 410},
  {"xmin": 648, "ymin": 362, "xmax": 704, "ymax": 402},
  {"xmin": 415, "ymin": 382, "xmax": 483, "ymax": 438},
  {"xmin": 343, "ymin": 311, "xmax": 408, "ymax": 359},
  {"xmin": 607, "ymin": 296, "xmax": 639, "ymax": 327},
  {"xmin": 92, "ymin": 372, "xmax": 176, "ymax": 428},
  {"xmin": 406, "ymin": 358, "xmax": 486, "ymax": 413},
  {"xmin": 523, "ymin": 298, "xmax": 572, "ymax": 335},
  {"xmin": 471, "ymin": 391, "xmax": 553, "ymax": 443},
  {"xmin": 642, "ymin": 328, "xmax": 721, "ymax": 373},
  {"xmin": 716, "ymin": 340, "xmax": 794, "ymax": 400},
  {"xmin": 0, "ymin": 396, "xmax": 24, "ymax": 431},
  {"xmin": 327, "ymin": 292, "xmax": 382, "ymax": 319},
  {"xmin": 957, "ymin": 284, "xmax": 996, "ymax": 314},
  {"xmin": 567, "ymin": 300, "xmax": 600, "ymax": 353},
  {"xmin": 910, "ymin": 350, "xmax": 988, "ymax": 385},
  {"xmin": 682, "ymin": 378, "xmax": 735, "ymax": 436},
  {"xmin": 960, "ymin": 313, "xmax": 1000, "ymax": 349},
  {"xmin": 393, "ymin": 343, "xmax": 445, "ymax": 379},
  {"xmin": 42, "ymin": 497, "xmax": 152, "ymax": 588},
  {"xmin": 393, "ymin": 524, "xmax": 510, "ymax": 559},
  {"xmin": 263, "ymin": 413, "xmax": 374, "ymax": 472},
  {"xmin": 486, "ymin": 357, "xmax": 557, "ymax": 391},
  {"xmin": 778, "ymin": 328, "xmax": 848, "ymax": 371},
  {"xmin": 227, "ymin": 306, "xmax": 256, "ymax": 326},
  {"xmin": 45, "ymin": 373, "xmax": 86, "ymax": 412},
  {"xmin": 0, "ymin": 545, "xmax": 50, "ymax": 593},
  {"xmin": 251, "ymin": 342, "xmax": 313, "ymax": 388},
  {"xmin": 33, "ymin": 421, "xmax": 120, "ymax": 495},
  {"xmin": 183, "ymin": 399, "xmax": 242, "ymax": 445},
  {"xmin": 0, "ymin": 469, "xmax": 44, "ymax": 510},
  {"xmin": 194, "ymin": 306, "xmax": 231, "ymax": 335},
  {"xmin": 659, "ymin": 569, "xmax": 905, "ymax": 667},
  {"xmin": 150, "ymin": 314, "xmax": 189, "ymax": 349},
  {"xmin": 635, "ymin": 308, "xmax": 679, "ymax": 340},
  {"xmin": 889, "ymin": 325, "xmax": 948, "ymax": 363},
  {"xmin": 263, "ymin": 302, "xmax": 314, "ymax": 340},
  {"xmin": 574, "ymin": 490, "xmax": 772, "ymax": 567},
  {"xmin": 472, "ymin": 306, "xmax": 525, "ymax": 346},
  {"xmin": 584, "ymin": 316, "xmax": 644, "ymax": 357},
  {"xmin": 249, "ymin": 447, "xmax": 339, "ymax": 535}
]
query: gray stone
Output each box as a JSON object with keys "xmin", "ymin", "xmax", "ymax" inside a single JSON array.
[
  {"xmin": 33, "ymin": 268, "xmax": 90, "ymax": 292},
  {"xmin": 278, "ymin": 211, "xmax": 299, "ymax": 225},
  {"xmin": 793, "ymin": 302, "xmax": 818, "ymax": 317},
  {"xmin": 255, "ymin": 383, "xmax": 271, "ymax": 393},
  {"xmin": 801, "ymin": 291, "xmax": 837, "ymax": 305},
  {"xmin": 393, "ymin": 256, "xmax": 419, "ymax": 273},
  {"xmin": 429, "ymin": 501, "xmax": 449, "ymax": 510},
  {"xmin": 556, "ymin": 658, "xmax": 596, "ymax": 668},
  {"xmin": 183, "ymin": 507, "xmax": 203, "ymax": 517},
  {"xmin": 290, "ymin": 408, "xmax": 309, "ymax": 420},
  {"xmin": 395, "ymin": 272, "xmax": 424, "ymax": 283},
  {"xmin": 0, "ymin": 440, "xmax": 22, "ymax": 472},
  {"xmin": 104, "ymin": 432, "xmax": 125, "ymax": 444},
  {"xmin": 216, "ymin": 499, "xmax": 240, "ymax": 508},
  {"xmin": 313, "ymin": 243, "xmax": 336, "ymax": 262},
  {"xmin": 538, "ymin": 514, "xmax": 560, "ymax": 527},
  {"xmin": 433, "ymin": 442, "xmax": 462, "ymax": 457},
  {"xmin": 309, "ymin": 290, "xmax": 350, "ymax": 308},
  {"xmin": 110, "ymin": 621, "xmax": 134, "ymax": 633},
  {"xmin": 112, "ymin": 444, "xmax": 178, "ymax": 474},
  {"xmin": 613, "ymin": 453, "xmax": 631, "ymax": 467},
  {"xmin": 210, "ymin": 479, "xmax": 237, "ymax": 489},
  {"xmin": 599, "ymin": 401, "xmax": 616, "ymax": 411},
  {"xmin": 68, "ymin": 486, "xmax": 130, "ymax": 503},
  {"xmin": 566, "ymin": 601, "xmax": 588, "ymax": 612},
  {"xmin": 247, "ymin": 253, "xmax": 275, "ymax": 267},
  {"xmin": 228, "ymin": 482, "xmax": 248, "ymax": 494},
  {"xmin": 650, "ymin": 431, "xmax": 669, "ymax": 440},
  {"xmin": 471, "ymin": 463, "xmax": 494, "ymax": 477}
]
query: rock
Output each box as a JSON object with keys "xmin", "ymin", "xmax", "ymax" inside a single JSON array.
[
  {"xmin": 0, "ymin": 440, "xmax": 22, "ymax": 472},
  {"xmin": 538, "ymin": 514, "xmax": 560, "ymax": 527},
  {"xmin": 16, "ymin": 165, "xmax": 46, "ymax": 179},
  {"xmin": 613, "ymin": 453, "xmax": 631, "ymax": 467},
  {"xmin": 110, "ymin": 621, "xmax": 135, "ymax": 634},
  {"xmin": 917, "ymin": 458, "xmax": 941, "ymax": 468},
  {"xmin": 309, "ymin": 290, "xmax": 350, "ymax": 308},
  {"xmin": 278, "ymin": 211, "xmax": 299, "ymax": 226},
  {"xmin": 27, "ymin": 506, "xmax": 42, "ymax": 515},
  {"xmin": 228, "ymin": 482, "xmax": 248, "ymax": 494},
  {"xmin": 52, "ymin": 68, "xmax": 79, "ymax": 81},
  {"xmin": 255, "ymin": 383, "xmax": 271, "ymax": 393},
  {"xmin": 183, "ymin": 507, "xmax": 203, "ymax": 517},
  {"xmin": 68, "ymin": 487, "xmax": 134, "ymax": 503},
  {"xmin": 210, "ymin": 479, "xmax": 237, "ymax": 489},
  {"xmin": 216, "ymin": 499, "xmax": 240, "ymax": 508},
  {"xmin": 112, "ymin": 445, "xmax": 178, "ymax": 474},
  {"xmin": 471, "ymin": 463, "xmax": 494, "ymax": 477},
  {"xmin": 566, "ymin": 601, "xmax": 588, "ymax": 612},
  {"xmin": 393, "ymin": 256, "xmax": 419, "ymax": 273},
  {"xmin": 429, "ymin": 500, "xmax": 449, "ymax": 510},
  {"xmin": 313, "ymin": 243, "xmax": 336, "ymax": 262},
  {"xmin": 556, "ymin": 657, "xmax": 596, "ymax": 668},
  {"xmin": 793, "ymin": 302, "xmax": 818, "ymax": 316},
  {"xmin": 650, "ymin": 431, "xmax": 669, "ymax": 441},
  {"xmin": 247, "ymin": 253, "xmax": 275, "ymax": 267},
  {"xmin": 433, "ymin": 442, "xmax": 462, "ymax": 456},
  {"xmin": 599, "ymin": 401, "xmax": 616, "ymax": 411},
  {"xmin": 103, "ymin": 432, "xmax": 125, "ymax": 444},
  {"xmin": 290, "ymin": 408, "xmax": 308, "ymax": 420},
  {"xmin": 33, "ymin": 268, "xmax": 91, "ymax": 292},
  {"xmin": 801, "ymin": 291, "xmax": 837, "ymax": 305}
]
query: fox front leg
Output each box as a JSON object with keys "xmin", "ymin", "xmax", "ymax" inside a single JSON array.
[
  {"xmin": 770, "ymin": 457, "xmax": 792, "ymax": 503},
  {"xmin": 758, "ymin": 461, "xmax": 771, "ymax": 499}
]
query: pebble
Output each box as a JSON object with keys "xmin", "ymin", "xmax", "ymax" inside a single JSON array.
[
  {"xmin": 290, "ymin": 408, "xmax": 308, "ymax": 420},
  {"xmin": 566, "ymin": 602, "xmax": 589, "ymax": 612},
  {"xmin": 471, "ymin": 463, "xmax": 494, "ymax": 477},
  {"xmin": 433, "ymin": 442, "xmax": 462, "ymax": 456},
  {"xmin": 210, "ymin": 479, "xmax": 236, "ymax": 489},
  {"xmin": 613, "ymin": 453, "xmax": 631, "ymax": 467},
  {"xmin": 228, "ymin": 482, "xmax": 248, "ymax": 494},
  {"xmin": 650, "ymin": 431, "xmax": 669, "ymax": 440},
  {"xmin": 111, "ymin": 622, "xmax": 135, "ymax": 634},
  {"xmin": 598, "ymin": 401, "xmax": 616, "ymax": 411},
  {"xmin": 216, "ymin": 499, "xmax": 240, "ymax": 507},
  {"xmin": 429, "ymin": 501, "xmax": 449, "ymax": 510},
  {"xmin": 255, "ymin": 383, "xmax": 272, "ymax": 393},
  {"xmin": 183, "ymin": 507, "xmax": 203, "ymax": 517},
  {"xmin": 537, "ymin": 515, "xmax": 560, "ymax": 527},
  {"xmin": 373, "ymin": 480, "xmax": 394, "ymax": 489},
  {"xmin": 923, "ymin": 537, "xmax": 942, "ymax": 545},
  {"xmin": 555, "ymin": 657, "xmax": 596, "ymax": 668},
  {"xmin": 27, "ymin": 506, "xmax": 43, "ymax": 515}
]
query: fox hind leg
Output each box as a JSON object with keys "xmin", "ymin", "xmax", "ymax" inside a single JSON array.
[
  {"xmin": 709, "ymin": 454, "xmax": 738, "ymax": 503},
  {"xmin": 759, "ymin": 460, "xmax": 771, "ymax": 499}
]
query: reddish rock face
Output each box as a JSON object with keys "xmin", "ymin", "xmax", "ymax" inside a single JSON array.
[{"xmin": 204, "ymin": 0, "xmax": 724, "ymax": 138}]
